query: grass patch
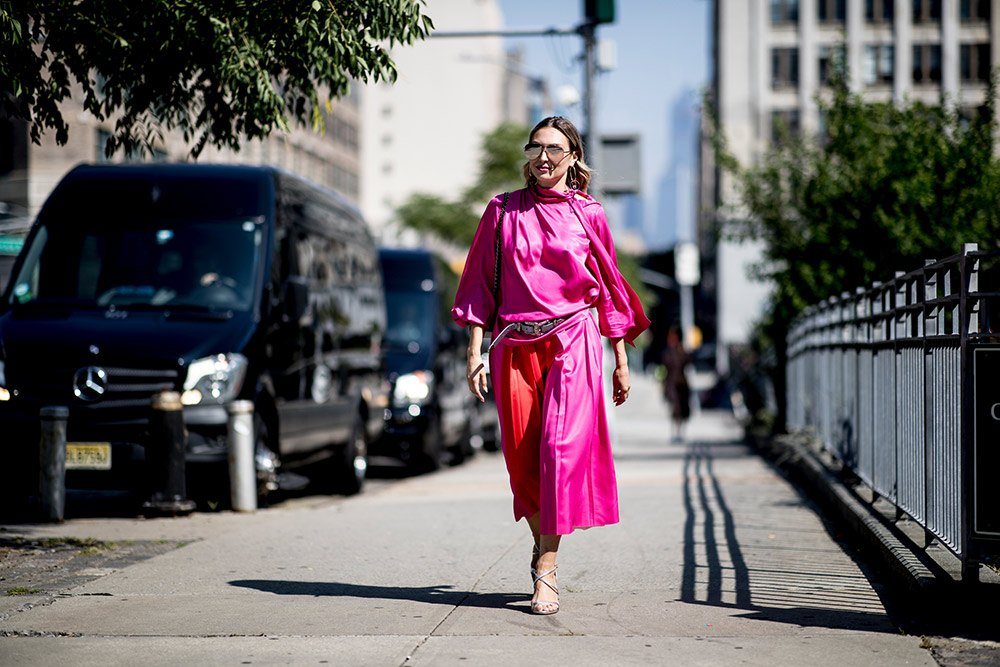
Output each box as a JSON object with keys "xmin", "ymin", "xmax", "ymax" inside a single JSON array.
[
  {"xmin": 9, "ymin": 537, "xmax": 127, "ymax": 556},
  {"xmin": 6, "ymin": 587, "xmax": 43, "ymax": 596}
]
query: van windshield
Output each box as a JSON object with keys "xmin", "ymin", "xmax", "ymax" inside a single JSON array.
[
  {"xmin": 7, "ymin": 217, "xmax": 265, "ymax": 313},
  {"xmin": 384, "ymin": 291, "xmax": 436, "ymax": 351}
]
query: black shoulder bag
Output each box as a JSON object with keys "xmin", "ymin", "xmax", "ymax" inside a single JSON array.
[{"xmin": 486, "ymin": 192, "xmax": 509, "ymax": 331}]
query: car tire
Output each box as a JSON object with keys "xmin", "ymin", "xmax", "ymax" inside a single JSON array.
[
  {"xmin": 450, "ymin": 415, "xmax": 476, "ymax": 466},
  {"xmin": 254, "ymin": 411, "xmax": 281, "ymax": 505},
  {"xmin": 333, "ymin": 413, "xmax": 368, "ymax": 495},
  {"xmin": 424, "ymin": 415, "xmax": 446, "ymax": 472}
]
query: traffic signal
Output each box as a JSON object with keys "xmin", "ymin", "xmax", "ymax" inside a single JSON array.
[{"xmin": 585, "ymin": 0, "xmax": 615, "ymax": 24}]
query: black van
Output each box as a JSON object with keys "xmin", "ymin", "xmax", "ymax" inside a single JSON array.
[
  {"xmin": 375, "ymin": 247, "xmax": 479, "ymax": 470},
  {"xmin": 0, "ymin": 164, "xmax": 388, "ymax": 508}
]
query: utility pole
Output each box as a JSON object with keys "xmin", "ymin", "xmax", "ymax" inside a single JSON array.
[
  {"xmin": 581, "ymin": 0, "xmax": 614, "ymax": 189},
  {"xmin": 581, "ymin": 18, "xmax": 598, "ymax": 186},
  {"xmin": 431, "ymin": 1, "xmax": 615, "ymax": 182}
]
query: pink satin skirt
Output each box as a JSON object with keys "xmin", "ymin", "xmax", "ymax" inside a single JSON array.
[{"xmin": 490, "ymin": 312, "xmax": 619, "ymax": 535}]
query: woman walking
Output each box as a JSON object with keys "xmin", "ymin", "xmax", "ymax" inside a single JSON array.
[
  {"xmin": 452, "ymin": 116, "xmax": 649, "ymax": 615},
  {"xmin": 661, "ymin": 326, "xmax": 692, "ymax": 442}
]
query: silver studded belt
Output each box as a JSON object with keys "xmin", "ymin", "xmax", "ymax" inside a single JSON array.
[
  {"xmin": 488, "ymin": 316, "xmax": 567, "ymax": 352},
  {"xmin": 512, "ymin": 317, "xmax": 566, "ymax": 336}
]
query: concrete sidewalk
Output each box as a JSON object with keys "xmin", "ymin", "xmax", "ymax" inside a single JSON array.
[{"xmin": 0, "ymin": 373, "xmax": 935, "ymax": 666}]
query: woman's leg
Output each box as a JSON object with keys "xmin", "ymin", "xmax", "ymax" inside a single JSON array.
[
  {"xmin": 533, "ymin": 528, "xmax": 561, "ymax": 612},
  {"xmin": 528, "ymin": 513, "xmax": 541, "ymax": 570},
  {"xmin": 527, "ymin": 513, "xmax": 560, "ymax": 611}
]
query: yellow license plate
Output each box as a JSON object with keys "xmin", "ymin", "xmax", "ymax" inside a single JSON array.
[{"xmin": 66, "ymin": 443, "xmax": 112, "ymax": 470}]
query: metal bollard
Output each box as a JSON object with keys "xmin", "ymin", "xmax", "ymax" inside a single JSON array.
[
  {"xmin": 226, "ymin": 400, "xmax": 257, "ymax": 512},
  {"xmin": 38, "ymin": 406, "xmax": 69, "ymax": 522},
  {"xmin": 143, "ymin": 391, "xmax": 196, "ymax": 516}
]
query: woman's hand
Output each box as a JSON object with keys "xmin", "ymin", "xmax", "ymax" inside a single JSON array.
[
  {"xmin": 612, "ymin": 337, "xmax": 630, "ymax": 406},
  {"xmin": 467, "ymin": 325, "xmax": 488, "ymax": 402}
]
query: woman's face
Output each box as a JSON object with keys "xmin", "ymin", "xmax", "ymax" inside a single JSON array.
[{"xmin": 526, "ymin": 126, "xmax": 578, "ymax": 191}]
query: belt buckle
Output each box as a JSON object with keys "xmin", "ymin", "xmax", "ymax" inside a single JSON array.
[{"xmin": 529, "ymin": 322, "xmax": 541, "ymax": 335}]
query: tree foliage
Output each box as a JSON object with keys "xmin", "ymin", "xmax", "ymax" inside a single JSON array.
[
  {"xmin": 0, "ymin": 0, "xmax": 433, "ymax": 157},
  {"xmin": 716, "ymin": 70, "xmax": 1000, "ymax": 330},
  {"xmin": 711, "ymin": 66, "xmax": 1000, "ymax": 425}
]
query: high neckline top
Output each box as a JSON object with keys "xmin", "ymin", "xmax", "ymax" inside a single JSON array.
[{"xmin": 452, "ymin": 187, "xmax": 649, "ymax": 344}]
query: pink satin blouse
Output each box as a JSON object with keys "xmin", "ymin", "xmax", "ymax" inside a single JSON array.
[{"xmin": 452, "ymin": 186, "xmax": 649, "ymax": 344}]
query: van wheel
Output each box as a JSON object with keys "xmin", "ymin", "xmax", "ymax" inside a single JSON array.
[
  {"xmin": 457, "ymin": 414, "xmax": 478, "ymax": 463},
  {"xmin": 334, "ymin": 414, "xmax": 368, "ymax": 495},
  {"xmin": 410, "ymin": 416, "xmax": 443, "ymax": 473},
  {"xmin": 255, "ymin": 412, "xmax": 280, "ymax": 503}
]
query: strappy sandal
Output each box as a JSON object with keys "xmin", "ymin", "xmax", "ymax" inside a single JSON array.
[{"xmin": 531, "ymin": 566, "xmax": 559, "ymax": 615}]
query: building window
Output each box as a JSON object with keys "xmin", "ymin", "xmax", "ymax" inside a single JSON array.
[
  {"xmin": 863, "ymin": 45, "xmax": 894, "ymax": 86},
  {"xmin": 960, "ymin": 0, "xmax": 990, "ymax": 21},
  {"xmin": 866, "ymin": 0, "xmax": 894, "ymax": 22},
  {"xmin": 819, "ymin": 0, "xmax": 846, "ymax": 23},
  {"xmin": 818, "ymin": 45, "xmax": 846, "ymax": 84},
  {"xmin": 771, "ymin": 109, "xmax": 800, "ymax": 142},
  {"xmin": 961, "ymin": 43, "xmax": 991, "ymax": 82},
  {"xmin": 912, "ymin": 0, "xmax": 942, "ymax": 23},
  {"xmin": 913, "ymin": 44, "xmax": 942, "ymax": 83},
  {"xmin": 770, "ymin": 0, "xmax": 799, "ymax": 24},
  {"xmin": 772, "ymin": 48, "xmax": 799, "ymax": 89}
]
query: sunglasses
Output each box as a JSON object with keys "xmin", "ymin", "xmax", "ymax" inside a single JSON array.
[{"xmin": 524, "ymin": 143, "xmax": 572, "ymax": 161}]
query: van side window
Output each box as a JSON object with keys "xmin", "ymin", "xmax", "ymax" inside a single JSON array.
[{"xmin": 271, "ymin": 224, "xmax": 288, "ymax": 287}]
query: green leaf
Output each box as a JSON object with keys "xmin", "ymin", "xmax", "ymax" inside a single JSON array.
[{"xmin": 3, "ymin": 0, "xmax": 433, "ymax": 158}]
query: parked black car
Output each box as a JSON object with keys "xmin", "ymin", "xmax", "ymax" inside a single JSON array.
[
  {"xmin": 375, "ymin": 247, "xmax": 479, "ymax": 471},
  {"xmin": 0, "ymin": 164, "xmax": 388, "ymax": 510}
]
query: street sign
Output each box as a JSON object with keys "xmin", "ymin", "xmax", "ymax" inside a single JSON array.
[
  {"xmin": 600, "ymin": 134, "xmax": 640, "ymax": 195},
  {"xmin": 973, "ymin": 347, "xmax": 1000, "ymax": 537},
  {"xmin": 675, "ymin": 242, "xmax": 700, "ymax": 286}
]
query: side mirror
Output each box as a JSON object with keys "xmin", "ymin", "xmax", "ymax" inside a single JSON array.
[{"xmin": 281, "ymin": 277, "xmax": 310, "ymax": 323}]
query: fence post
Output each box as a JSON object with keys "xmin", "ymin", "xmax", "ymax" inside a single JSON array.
[
  {"xmin": 226, "ymin": 400, "xmax": 257, "ymax": 512},
  {"xmin": 38, "ymin": 406, "xmax": 69, "ymax": 522},
  {"xmin": 143, "ymin": 391, "xmax": 196, "ymax": 516},
  {"xmin": 960, "ymin": 243, "xmax": 979, "ymax": 582}
]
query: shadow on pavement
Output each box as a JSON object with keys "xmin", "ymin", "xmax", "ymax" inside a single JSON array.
[
  {"xmin": 678, "ymin": 440, "xmax": 907, "ymax": 635},
  {"xmin": 228, "ymin": 579, "xmax": 530, "ymax": 613}
]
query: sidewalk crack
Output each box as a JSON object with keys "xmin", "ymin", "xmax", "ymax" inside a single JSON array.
[{"xmin": 396, "ymin": 537, "xmax": 527, "ymax": 666}]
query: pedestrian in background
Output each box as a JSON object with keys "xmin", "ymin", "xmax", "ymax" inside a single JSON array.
[
  {"xmin": 452, "ymin": 116, "xmax": 649, "ymax": 615},
  {"xmin": 661, "ymin": 326, "xmax": 691, "ymax": 442}
]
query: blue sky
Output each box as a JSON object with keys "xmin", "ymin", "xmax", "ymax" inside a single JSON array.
[{"xmin": 498, "ymin": 0, "xmax": 711, "ymax": 247}]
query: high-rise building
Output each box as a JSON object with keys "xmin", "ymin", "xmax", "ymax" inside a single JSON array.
[
  {"xmin": 360, "ymin": 0, "xmax": 502, "ymax": 240},
  {"xmin": 703, "ymin": 0, "xmax": 1000, "ymax": 372}
]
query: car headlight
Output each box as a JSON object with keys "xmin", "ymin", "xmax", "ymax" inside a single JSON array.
[
  {"xmin": 393, "ymin": 370, "xmax": 433, "ymax": 406},
  {"xmin": 181, "ymin": 353, "xmax": 248, "ymax": 405},
  {"xmin": 0, "ymin": 360, "xmax": 8, "ymax": 401}
]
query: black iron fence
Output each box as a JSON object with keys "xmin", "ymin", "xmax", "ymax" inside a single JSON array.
[{"xmin": 786, "ymin": 243, "xmax": 1000, "ymax": 580}]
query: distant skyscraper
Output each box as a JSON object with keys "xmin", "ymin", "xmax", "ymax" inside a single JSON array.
[{"xmin": 652, "ymin": 90, "xmax": 700, "ymax": 250}]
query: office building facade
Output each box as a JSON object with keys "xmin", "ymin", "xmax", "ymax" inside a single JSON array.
[{"xmin": 705, "ymin": 0, "xmax": 1000, "ymax": 370}]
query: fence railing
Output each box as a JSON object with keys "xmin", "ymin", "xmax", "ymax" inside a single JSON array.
[{"xmin": 786, "ymin": 243, "xmax": 1000, "ymax": 580}]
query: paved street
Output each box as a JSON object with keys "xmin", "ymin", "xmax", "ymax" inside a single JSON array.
[{"xmin": 0, "ymin": 372, "xmax": 936, "ymax": 666}]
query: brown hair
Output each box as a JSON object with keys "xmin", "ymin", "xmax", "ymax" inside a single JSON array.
[{"xmin": 521, "ymin": 116, "xmax": 592, "ymax": 193}]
